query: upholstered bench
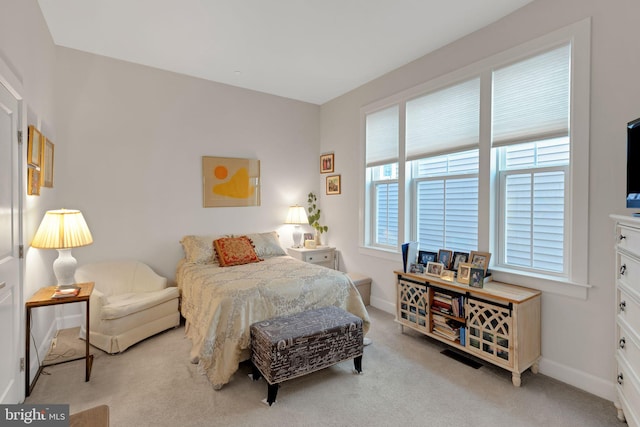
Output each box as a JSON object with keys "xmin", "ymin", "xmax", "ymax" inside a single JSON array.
[{"xmin": 250, "ymin": 305, "xmax": 364, "ymax": 405}]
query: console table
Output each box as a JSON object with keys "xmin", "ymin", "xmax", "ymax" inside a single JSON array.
[
  {"xmin": 25, "ymin": 282, "xmax": 94, "ymax": 396},
  {"xmin": 395, "ymin": 271, "xmax": 540, "ymax": 386}
]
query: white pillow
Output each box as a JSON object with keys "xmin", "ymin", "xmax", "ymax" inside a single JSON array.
[
  {"xmin": 243, "ymin": 231, "xmax": 287, "ymax": 258},
  {"xmin": 180, "ymin": 235, "xmax": 219, "ymax": 264}
]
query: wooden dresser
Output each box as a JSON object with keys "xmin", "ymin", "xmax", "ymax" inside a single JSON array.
[{"xmin": 611, "ymin": 214, "xmax": 640, "ymax": 426}]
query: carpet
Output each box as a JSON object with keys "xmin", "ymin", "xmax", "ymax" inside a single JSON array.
[{"xmin": 27, "ymin": 308, "xmax": 620, "ymax": 427}]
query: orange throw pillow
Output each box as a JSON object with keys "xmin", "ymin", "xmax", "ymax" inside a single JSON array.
[{"xmin": 213, "ymin": 236, "xmax": 262, "ymax": 267}]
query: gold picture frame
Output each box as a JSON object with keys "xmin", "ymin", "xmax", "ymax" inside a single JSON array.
[
  {"xmin": 42, "ymin": 138, "xmax": 54, "ymax": 188},
  {"xmin": 320, "ymin": 153, "xmax": 334, "ymax": 173},
  {"xmin": 27, "ymin": 125, "xmax": 43, "ymax": 167},
  {"xmin": 326, "ymin": 174, "xmax": 341, "ymax": 195},
  {"xmin": 27, "ymin": 167, "xmax": 40, "ymax": 196},
  {"xmin": 202, "ymin": 156, "xmax": 260, "ymax": 207},
  {"xmin": 469, "ymin": 251, "xmax": 491, "ymax": 273},
  {"xmin": 457, "ymin": 262, "xmax": 472, "ymax": 285}
]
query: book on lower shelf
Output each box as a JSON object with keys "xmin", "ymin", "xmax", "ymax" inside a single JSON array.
[{"xmin": 51, "ymin": 286, "xmax": 81, "ymax": 298}]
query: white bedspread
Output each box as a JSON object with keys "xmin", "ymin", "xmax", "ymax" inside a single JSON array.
[{"xmin": 176, "ymin": 256, "xmax": 370, "ymax": 389}]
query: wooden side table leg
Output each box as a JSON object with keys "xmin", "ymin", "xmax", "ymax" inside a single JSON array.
[
  {"xmin": 85, "ymin": 299, "xmax": 92, "ymax": 381},
  {"xmin": 25, "ymin": 307, "xmax": 31, "ymax": 397}
]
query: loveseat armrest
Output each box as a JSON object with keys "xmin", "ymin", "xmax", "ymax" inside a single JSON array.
[
  {"xmin": 132, "ymin": 262, "xmax": 168, "ymax": 293},
  {"xmin": 80, "ymin": 287, "xmax": 107, "ymax": 340}
]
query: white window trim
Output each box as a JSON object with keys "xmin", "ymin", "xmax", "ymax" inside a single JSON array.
[{"xmin": 359, "ymin": 18, "xmax": 591, "ymax": 299}]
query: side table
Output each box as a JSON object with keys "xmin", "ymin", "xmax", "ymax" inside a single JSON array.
[
  {"xmin": 25, "ymin": 282, "xmax": 94, "ymax": 397},
  {"xmin": 287, "ymin": 246, "xmax": 336, "ymax": 269}
]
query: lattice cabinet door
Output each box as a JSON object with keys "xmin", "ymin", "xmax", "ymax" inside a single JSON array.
[
  {"xmin": 397, "ymin": 279, "xmax": 429, "ymax": 333},
  {"xmin": 466, "ymin": 298, "xmax": 513, "ymax": 368}
]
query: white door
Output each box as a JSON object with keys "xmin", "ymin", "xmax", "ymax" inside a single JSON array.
[{"xmin": 0, "ymin": 80, "xmax": 23, "ymax": 403}]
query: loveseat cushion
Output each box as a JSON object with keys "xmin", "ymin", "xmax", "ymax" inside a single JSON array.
[{"xmin": 101, "ymin": 287, "xmax": 180, "ymax": 320}]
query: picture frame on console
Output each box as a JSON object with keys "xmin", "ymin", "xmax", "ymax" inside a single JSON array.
[
  {"xmin": 469, "ymin": 267, "xmax": 485, "ymax": 288},
  {"xmin": 418, "ymin": 250, "xmax": 437, "ymax": 265},
  {"xmin": 426, "ymin": 261, "xmax": 444, "ymax": 276},
  {"xmin": 469, "ymin": 251, "xmax": 491, "ymax": 273},
  {"xmin": 437, "ymin": 249, "xmax": 453, "ymax": 269},
  {"xmin": 457, "ymin": 262, "xmax": 472, "ymax": 285},
  {"xmin": 452, "ymin": 251, "xmax": 469, "ymax": 270}
]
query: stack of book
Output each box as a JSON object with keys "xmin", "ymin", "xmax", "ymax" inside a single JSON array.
[
  {"xmin": 432, "ymin": 313, "xmax": 463, "ymax": 342},
  {"xmin": 431, "ymin": 292, "xmax": 465, "ymax": 318},
  {"xmin": 51, "ymin": 286, "xmax": 80, "ymax": 298}
]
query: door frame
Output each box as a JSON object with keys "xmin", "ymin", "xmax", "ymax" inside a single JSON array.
[{"xmin": 0, "ymin": 56, "xmax": 25, "ymax": 402}]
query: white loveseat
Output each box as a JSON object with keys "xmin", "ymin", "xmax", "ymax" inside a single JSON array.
[{"xmin": 76, "ymin": 260, "xmax": 180, "ymax": 354}]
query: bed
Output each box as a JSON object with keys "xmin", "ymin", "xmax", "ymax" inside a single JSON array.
[{"xmin": 177, "ymin": 232, "xmax": 371, "ymax": 389}]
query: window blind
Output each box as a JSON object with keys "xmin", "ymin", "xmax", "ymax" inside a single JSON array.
[
  {"xmin": 406, "ymin": 78, "xmax": 480, "ymax": 161},
  {"xmin": 366, "ymin": 105, "xmax": 399, "ymax": 167},
  {"xmin": 492, "ymin": 44, "xmax": 571, "ymax": 147},
  {"xmin": 375, "ymin": 182, "xmax": 399, "ymax": 246}
]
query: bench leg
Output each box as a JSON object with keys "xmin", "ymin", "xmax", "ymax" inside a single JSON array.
[
  {"xmin": 267, "ymin": 383, "xmax": 279, "ymax": 406},
  {"xmin": 251, "ymin": 362, "xmax": 262, "ymax": 381},
  {"xmin": 354, "ymin": 355, "xmax": 363, "ymax": 373}
]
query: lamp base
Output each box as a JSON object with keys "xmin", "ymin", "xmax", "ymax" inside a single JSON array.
[
  {"xmin": 292, "ymin": 225, "xmax": 303, "ymax": 248},
  {"xmin": 53, "ymin": 248, "xmax": 78, "ymax": 288}
]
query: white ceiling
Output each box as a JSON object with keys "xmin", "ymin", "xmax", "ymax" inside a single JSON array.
[{"xmin": 37, "ymin": 0, "xmax": 533, "ymax": 105}]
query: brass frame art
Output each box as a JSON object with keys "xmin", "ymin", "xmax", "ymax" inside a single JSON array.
[{"xmin": 202, "ymin": 156, "xmax": 261, "ymax": 207}]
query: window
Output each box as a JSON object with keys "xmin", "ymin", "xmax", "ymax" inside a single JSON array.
[
  {"xmin": 498, "ymin": 138, "xmax": 569, "ymax": 274},
  {"xmin": 361, "ymin": 19, "xmax": 590, "ymax": 296},
  {"xmin": 365, "ymin": 106, "xmax": 399, "ymax": 249},
  {"xmin": 406, "ymin": 78, "xmax": 480, "ymax": 253}
]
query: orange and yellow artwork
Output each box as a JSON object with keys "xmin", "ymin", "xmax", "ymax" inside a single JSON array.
[{"xmin": 202, "ymin": 156, "xmax": 260, "ymax": 207}]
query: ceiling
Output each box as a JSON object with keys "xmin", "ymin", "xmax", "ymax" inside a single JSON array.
[{"xmin": 37, "ymin": 0, "xmax": 533, "ymax": 105}]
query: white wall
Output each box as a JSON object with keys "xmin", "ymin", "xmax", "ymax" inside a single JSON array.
[
  {"xmin": 320, "ymin": 0, "xmax": 640, "ymax": 401},
  {"xmin": 0, "ymin": 0, "xmax": 63, "ymax": 379},
  {"xmin": 53, "ymin": 47, "xmax": 321, "ymax": 281}
]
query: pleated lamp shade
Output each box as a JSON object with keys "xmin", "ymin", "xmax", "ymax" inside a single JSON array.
[
  {"xmin": 31, "ymin": 209, "xmax": 93, "ymax": 287},
  {"xmin": 32, "ymin": 209, "xmax": 93, "ymax": 249}
]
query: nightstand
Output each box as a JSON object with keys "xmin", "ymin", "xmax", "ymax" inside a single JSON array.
[
  {"xmin": 287, "ymin": 246, "xmax": 336, "ymax": 269},
  {"xmin": 25, "ymin": 282, "xmax": 94, "ymax": 396}
]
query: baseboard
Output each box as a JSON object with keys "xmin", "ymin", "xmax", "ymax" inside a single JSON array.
[
  {"xmin": 28, "ymin": 322, "xmax": 57, "ymax": 384},
  {"xmin": 370, "ymin": 296, "xmax": 395, "ymax": 314},
  {"xmin": 538, "ymin": 357, "xmax": 615, "ymax": 402},
  {"xmin": 56, "ymin": 312, "xmax": 83, "ymax": 330},
  {"xmin": 28, "ymin": 312, "xmax": 83, "ymax": 385},
  {"xmin": 367, "ymin": 299, "xmax": 616, "ymax": 403}
]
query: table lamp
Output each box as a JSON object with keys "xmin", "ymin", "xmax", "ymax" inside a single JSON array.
[
  {"xmin": 284, "ymin": 205, "xmax": 308, "ymax": 248},
  {"xmin": 31, "ymin": 209, "xmax": 93, "ymax": 289}
]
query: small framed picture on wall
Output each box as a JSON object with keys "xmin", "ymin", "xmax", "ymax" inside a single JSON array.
[
  {"xmin": 320, "ymin": 153, "xmax": 334, "ymax": 173},
  {"xmin": 326, "ymin": 175, "xmax": 341, "ymax": 195}
]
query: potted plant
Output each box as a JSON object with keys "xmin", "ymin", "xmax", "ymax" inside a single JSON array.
[{"xmin": 307, "ymin": 192, "xmax": 328, "ymax": 245}]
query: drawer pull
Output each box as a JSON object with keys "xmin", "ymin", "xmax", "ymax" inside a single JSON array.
[
  {"xmin": 620, "ymin": 264, "xmax": 627, "ymax": 276},
  {"xmin": 619, "ymin": 337, "xmax": 626, "ymax": 349},
  {"xmin": 617, "ymin": 373, "xmax": 624, "ymax": 385},
  {"xmin": 619, "ymin": 234, "xmax": 626, "ymax": 242},
  {"xmin": 620, "ymin": 301, "xmax": 626, "ymax": 312}
]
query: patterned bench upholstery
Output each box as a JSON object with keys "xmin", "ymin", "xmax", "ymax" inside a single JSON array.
[{"xmin": 250, "ymin": 305, "xmax": 364, "ymax": 405}]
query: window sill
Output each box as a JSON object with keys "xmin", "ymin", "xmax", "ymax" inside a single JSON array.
[
  {"xmin": 490, "ymin": 267, "xmax": 590, "ymax": 300},
  {"xmin": 358, "ymin": 245, "xmax": 400, "ymax": 262},
  {"xmin": 358, "ymin": 246, "xmax": 591, "ymax": 300}
]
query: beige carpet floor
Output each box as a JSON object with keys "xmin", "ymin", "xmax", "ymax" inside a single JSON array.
[{"xmin": 27, "ymin": 307, "xmax": 619, "ymax": 427}]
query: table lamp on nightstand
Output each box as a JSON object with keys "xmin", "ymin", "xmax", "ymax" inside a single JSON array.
[
  {"xmin": 284, "ymin": 205, "xmax": 308, "ymax": 248},
  {"xmin": 31, "ymin": 209, "xmax": 93, "ymax": 289}
]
